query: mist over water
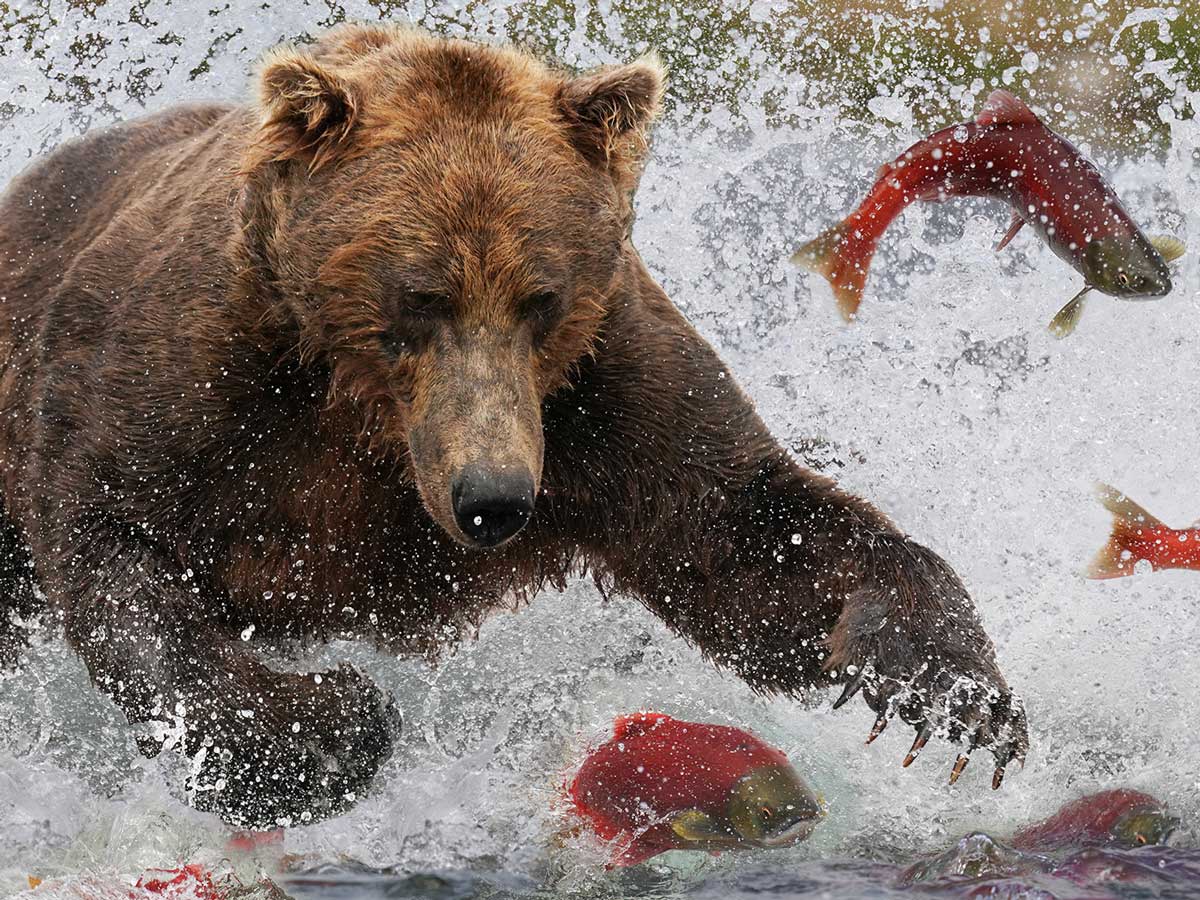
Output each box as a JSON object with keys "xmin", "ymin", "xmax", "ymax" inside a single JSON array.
[{"xmin": 1, "ymin": 1, "xmax": 1199, "ymax": 897}]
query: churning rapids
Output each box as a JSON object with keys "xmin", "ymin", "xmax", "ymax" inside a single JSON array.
[{"xmin": 1, "ymin": 2, "xmax": 1199, "ymax": 898}]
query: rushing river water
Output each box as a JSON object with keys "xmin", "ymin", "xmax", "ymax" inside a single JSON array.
[{"xmin": 2, "ymin": 1, "xmax": 1200, "ymax": 898}]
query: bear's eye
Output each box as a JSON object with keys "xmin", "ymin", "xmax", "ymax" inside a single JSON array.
[
  {"xmin": 521, "ymin": 291, "xmax": 562, "ymax": 340},
  {"xmin": 381, "ymin": 290, "xmax": 448, "ymax": 358},
  {"xmin": 398, "ymin": 290, "xmax": 447, "ymax": 318}
]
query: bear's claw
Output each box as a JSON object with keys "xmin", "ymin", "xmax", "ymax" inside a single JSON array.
[{"xmin": 824, "ymin": 532, "xmax": 1030, "ymax": 790}]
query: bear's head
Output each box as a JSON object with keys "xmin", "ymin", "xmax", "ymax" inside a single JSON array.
[{"xmin": 237, "ymin": 24, "xmax": 663, "ymax": 549}]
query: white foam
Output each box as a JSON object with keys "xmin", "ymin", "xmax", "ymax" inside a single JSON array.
[{"xmin": 1, "ymin": 1, "xmax": 1198, "ymax": 891}]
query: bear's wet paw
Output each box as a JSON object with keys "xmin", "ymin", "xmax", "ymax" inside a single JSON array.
[
  {"xmin": 179, "ymin": 664, "xmax": 400, "ymax": 828},
  {"xmin": 826, "ymin": 575, "xmax": 1027, "ymax": 789}
]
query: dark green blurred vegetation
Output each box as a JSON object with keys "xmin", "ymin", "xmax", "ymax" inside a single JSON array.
[
  {"xmin": 1, "ymin": 0, "xmax": 1196, "ymax": 150},
  {"xmin": 496, "ymin": 0, "xmax": 1199, "ymax": 150}
]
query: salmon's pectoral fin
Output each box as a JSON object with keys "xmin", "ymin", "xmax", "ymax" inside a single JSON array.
[
  {"xmin": 1047, "ymin": 285, "xmax": 1093, "ymax": 339},
  {"xmin": 791, "ymin": 221, "xmax": 874, "ymax": 322},
  {"xmin": 671, "ymin": 809, "xmax": 728, "ymax": 843},
  {"xmin": 1087, "ymin": 483, "xmax": 1166, "ymax": 579},
  {"xmin": 996, "ymin": 211, "xmax": 1025, "ymax": 251},
  {"xmin": 1149, "ymin": 234, "xmax": 1186, "ymax": 265}
]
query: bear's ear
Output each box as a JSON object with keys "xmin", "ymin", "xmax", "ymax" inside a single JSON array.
[
  {"xmin": 251, "ymin": 47, "xmax": 361, "ymax": 173},
  {"xmin": 556, "ymin": 57, "xmax": 664, "ymax": 167}
]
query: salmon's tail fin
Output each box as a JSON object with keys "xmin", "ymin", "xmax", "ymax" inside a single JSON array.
[
  {"xmin": 1087, "ymin": 483, "xmax": 1165, "ymax": 579},
  {"xmin": 791, "ymin": 221, "xmax": 876, "ymax": 322}
]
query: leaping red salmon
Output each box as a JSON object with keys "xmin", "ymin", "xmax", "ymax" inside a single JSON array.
[
  {"xmin": 793, "ymin": 90, "xmax": 1183, "ymax": 335},
  {"xmin": 1088, "ymin": 484, "xmax": 1200, "ymax": 579}
]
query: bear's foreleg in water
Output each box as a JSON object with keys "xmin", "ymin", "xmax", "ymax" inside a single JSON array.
[{"xmin": 541, "ymin": 258, "xmax": 1027, "ymax": 786}]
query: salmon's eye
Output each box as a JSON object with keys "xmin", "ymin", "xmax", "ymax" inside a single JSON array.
[
  {"xmin": 1117, "ymin": 270, "xmax": 1130, "ymax": 287},
  {"xmin": 760, "ymin": 806, "xmax": 773, "ymax": 821}
]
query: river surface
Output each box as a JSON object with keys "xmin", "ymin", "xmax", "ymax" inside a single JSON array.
[{"xmin": 1, "ymin": 1, "xmax": 1199, "ymax": 898}]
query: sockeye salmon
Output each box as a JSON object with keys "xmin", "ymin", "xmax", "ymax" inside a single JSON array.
[
  {"xmin": 794, "ymin": 89, "xmax": 1183, "ymax": 336},
  {"xmin": 567, "ymin": 712, "xmax": 822, "ymax": 867}
]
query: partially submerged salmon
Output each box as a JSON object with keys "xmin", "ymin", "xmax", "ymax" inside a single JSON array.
[
  {"xmin": 793, "ymin": 89, "xmax": 1183, "ymax": 334},
  {"xmin": 567, "ymin": 712, "xmax": 822, "ymax": 867},
  {"xmin": 1010, "ymin": 788, "xmax": 1176, "ymax": 851},
  {"xmin": 1088, "ymin": 484, "xmax": 1200, "ymax": 578}
]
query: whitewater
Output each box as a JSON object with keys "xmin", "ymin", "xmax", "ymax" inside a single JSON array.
[{"xmin": 1, "ymin": 1, "xmax": 1198, "ymax": 897}]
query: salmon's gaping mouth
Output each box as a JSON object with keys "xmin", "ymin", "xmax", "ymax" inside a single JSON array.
[{"xmin": 754, "ymin": 813, "xmax": 821, "ymax": 848}]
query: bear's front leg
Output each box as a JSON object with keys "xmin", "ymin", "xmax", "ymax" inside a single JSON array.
[
  {"xmin": 545, "ymin": 265, "xmax": 1027, "ymax": 787},
  {"xmin": 585, "ymin": 452, "xmax": 1027, "ymax": 787},
  {"xmin": 40, "ymin": 520, "xmax": 397, "ymax": 827}
]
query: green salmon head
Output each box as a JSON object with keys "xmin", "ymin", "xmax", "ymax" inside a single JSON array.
[
  {"xmin": 669, "ymin": 763, "xmax": 823, "ymax": 851},
  {"xmin": 727, "ymin": 764, "xmax": 824, "ymax": 847},
  {"xmin": 1082, "ymin": 236, "xmax": 1172, "ymax": 298},
  {"xmin": 1112, "ymin": 806, "xmax": 1179, "ymax": 846}
]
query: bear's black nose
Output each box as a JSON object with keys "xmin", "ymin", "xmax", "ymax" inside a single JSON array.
[{"xmin": 451, "ymin": 464, "xmax": 535, "ymax": 547}]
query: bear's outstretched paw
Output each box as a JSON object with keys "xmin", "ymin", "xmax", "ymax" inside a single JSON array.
[
  {"xmin": 176, "ymin": 664, "xmax": 399, "ymax": 828},
  {"xmin": 862, "ymin": 664, "xmax": 1028, "ymax": 789},
  {"xmin": 825, "ymin": 555, "xmax": 1028, "ymax": 789}
]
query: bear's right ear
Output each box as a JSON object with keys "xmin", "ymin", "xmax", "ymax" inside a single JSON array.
[
  {"xmin": 557, "ymin": 58, "xmax": 664, "ymax": 168},
  {"xmin": 250, "ymin": 47, "xmax": 362, "ymax": 173}
]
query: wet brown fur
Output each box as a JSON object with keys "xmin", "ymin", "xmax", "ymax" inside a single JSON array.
[{"xmin": 0, "ymin": 24, "xmax": 1019, "ymax": 827}]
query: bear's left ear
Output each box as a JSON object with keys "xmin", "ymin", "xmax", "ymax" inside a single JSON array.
[
  {"xmin": 556, "ymin": 57, "xmax": 664, "ymax": 168},
  {"xmin": 251, "ymin": 47, "xmax": 362, "ymax": 173}
]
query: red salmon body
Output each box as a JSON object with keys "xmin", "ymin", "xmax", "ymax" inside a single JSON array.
[
  {"xmin": 1089, "ymin": 484, "xmax": 1200, "ymax": 579},
  {"xmin": 1011, "ymin": 789, "xmax": 1174, "ymax": 851},
  {"xmin": 567, "ymin": 712, "xmax": 822, "ymax": 866},
  {"xmin": 794, "ymin": 89, "xmax": 1172, "ymax": 321}
]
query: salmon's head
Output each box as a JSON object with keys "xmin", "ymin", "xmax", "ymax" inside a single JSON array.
[
  {"xmin": 1083, "ymin": 235, "xmax": 1172, "ymax": 298},
  {"xmin": 670, "ymin": 763, "xmax": 824, "ymax": 851},
  {"xmin": 1110, "ymin": 804, "xmax": 1179, "ymax": 847}
]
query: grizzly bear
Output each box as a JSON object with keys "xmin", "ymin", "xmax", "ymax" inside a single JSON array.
[{"xmin": 0, "ymin": 24, "xmax": 1026, "ymax": 827}]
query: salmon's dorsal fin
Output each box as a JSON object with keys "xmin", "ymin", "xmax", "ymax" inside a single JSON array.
[
  {"xmin": 612, "ymin": 711, "xmax": 670, "ymax": 740},
  {"xmin": 976, "ymin": 90, "xmax": 1039, "ymax": 128}
]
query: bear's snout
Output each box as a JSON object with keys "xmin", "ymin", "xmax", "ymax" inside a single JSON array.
[
  {"xmin": 450, "ymin": 463, "xmax": 536, "ymax": 548},
  {"xmin": 404, "ymin": 327, "xmax": 545, "ymax": 548}
]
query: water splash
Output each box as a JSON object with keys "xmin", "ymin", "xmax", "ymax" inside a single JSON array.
[{"xmin": 1, "ymin": 1, "xmax": 1199, "ymax": 897}]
